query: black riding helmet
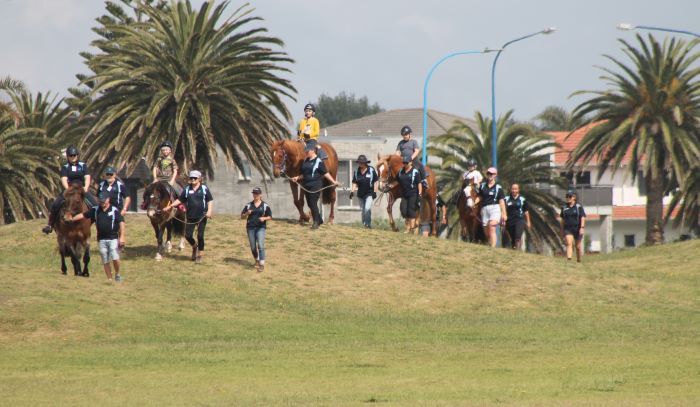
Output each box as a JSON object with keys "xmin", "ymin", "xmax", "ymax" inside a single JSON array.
[
  {"xmin": 466, "ymin": 158, "xmax": 477, "ymax": 167},
  {"xmin": 159, "ymin": 141, "xmax": 173, "ymax": 149},
  {"xmin": 66, "ymin": 146, "xmax": 79, "ymax": 156},
  {"xmin": 304, "ymin": 103, "xmax": 316, "ymax": 112},
  {"xmin": 400, "ymin": 125, "xmax": 412, "ymax": 136}
]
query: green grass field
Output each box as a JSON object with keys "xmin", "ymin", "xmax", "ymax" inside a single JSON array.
[{"xmin": 1, "ymin": 215, "xmax": 699, "ymax": 406}]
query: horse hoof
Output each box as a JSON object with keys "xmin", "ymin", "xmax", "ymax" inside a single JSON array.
[
  {"xmin": 166, "ymin": 241, "xmax": 172, "ymax": 253},
  {"xmin": 155, "ymin": 253, "xmax": 163, "ymax": 261}
]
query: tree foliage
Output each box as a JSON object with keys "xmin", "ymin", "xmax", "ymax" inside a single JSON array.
[
  {"xmin": 533, "ymin": 105, "xmax": 585, "ymax": 131},
  {"xmin": 80, "ymin": 0, "xmax": 296, "ymax": 178},
  {"xmin": 429, "ymin": 111, "xmax": 566, "ymax": 251},
  {"xmin": 314, "ymin": 92, "xmax": 383, "ymax": 127},
  {"xmin": 569, "ymin": 34, "xmax": 700, "ymax": 244}
]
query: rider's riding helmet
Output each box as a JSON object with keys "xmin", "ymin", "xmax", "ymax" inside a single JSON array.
[
  {"xmin": 400, "ymin": 125, "xmax": 412, "ymax": 136},
  {"xmin": 159, "ymin": 141, "xmax": 173, "ymax": 150},
  {"xmin": 304, "ymin": 103, "xmax": 316, "ymax": 112},
  {"xmin": 66, "ymin": 146, "xmax": 79, "ymax": 156},
  {"xmin": 466, "ymin": 158, "xmax": 477, "ymax": 167}
]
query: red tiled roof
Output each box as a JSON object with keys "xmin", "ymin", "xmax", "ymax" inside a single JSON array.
[
  {"xmin": 548, "ymin": 122, "xmax": 635, "ymax": 167},
  {"xmin": 582, "ymin": 205, "xmax": 680, "ymax": 221}
]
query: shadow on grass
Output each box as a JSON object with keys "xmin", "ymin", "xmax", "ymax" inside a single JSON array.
[{"xmin": 224, "ymin": 257, "xmax": 254, "ymax": 267}]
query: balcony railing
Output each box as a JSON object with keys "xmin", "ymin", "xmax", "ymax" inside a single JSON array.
[{"xmin": 542, "ymin": 185, "xmax": 613, "ymax": 207}]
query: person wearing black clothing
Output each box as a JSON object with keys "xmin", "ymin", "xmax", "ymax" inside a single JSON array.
[
  {"xmin": 389, "ymin": 154, "xmax": 423, "ymax": 233},
  {"xmin": 42, "ymin": 146, "xmax": 98, "ymax": 234},
  {"xmin": 476, "ymin": 167, "xmax": 507, "ymax": 248},
  {"xmin": 97, "ymin": 166, "xmax": 130, "ymax": 215},
  {"xmin": 67, "ymin": 194, "xmax": 126, "ymax": 282},
  {"xmin": 165, "ymin": 170, "xmax": 213, "ymax": 263},
  {"xmin": 241, "ymin": 187, "xmax": 272, "ymax": 271},
  {"xmin": 289, "ymin": 144, "xmax": 339, "ymax": 230},
  {"xmin": 561, "ymin": 191, "xmax": 586, "ymax": 262},
  {"xmin": 350, "ymin": 155, "xmax": 378, "ymax": 228},
  {"xmin": 502, "ymin": 183, "xmax": 531, "ymax": 250}
]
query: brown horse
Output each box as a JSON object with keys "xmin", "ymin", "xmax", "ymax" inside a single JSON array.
[
  {"xmin": 456, "ymin": 178, "xmax": 482, "ymax": 242},
  {"xmin": 271, "ymin": 139, "xmax": 339, "ymax": 224},
  {"xmin": 376, "ymin": 155, "xmax": 438, "ymax": 235},
  {"xmin": 55, "ymin": 184, "xmax": 91, "ymax": 276},
  {"xmin": 144, "ymin": 181, "xmax": 185, "ymax": 260}
]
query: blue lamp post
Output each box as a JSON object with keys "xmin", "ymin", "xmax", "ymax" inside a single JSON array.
[
  {"xmin": 617, "ymin": 23, "xmax": 700, "ymax": 39},
  {"xmin": 421, "ymin": 49, "xmax": 494, "ymax": 165},
  {"xmin": 490, "ymin": 27, "xmax": 556, "ymax": 168}
]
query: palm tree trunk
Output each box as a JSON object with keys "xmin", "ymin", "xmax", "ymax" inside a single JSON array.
[{"xmin": 645, "ymin": 173, "xmax": 665, "ymax": 245}]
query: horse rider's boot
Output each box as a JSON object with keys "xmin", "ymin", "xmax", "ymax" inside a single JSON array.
[{"xmin": 42, "ymin": 212, "xmax": 56, "ymax": 234}]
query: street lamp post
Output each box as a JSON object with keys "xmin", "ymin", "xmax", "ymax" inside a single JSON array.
[
  {"xmin": 421, "ymin": 49, "xmax": 493, "ymax": 165},
  {"xmin": 617, "ymin": 23, "xmax": 700, "ymax": 39},
  {"xmin": 490, "ymin": 27, "xmax": 556, "ymax": 168}
]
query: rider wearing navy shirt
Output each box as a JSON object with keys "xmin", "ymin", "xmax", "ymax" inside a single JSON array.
[{"xmin": 43, "ymin": 146, "xmax": 98, "ymax": 234}]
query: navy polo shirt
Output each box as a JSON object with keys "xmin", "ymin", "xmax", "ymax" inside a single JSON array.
[
  {"xmin": 478, "ymin": 182, "xmax": 505, "ymax": 206},
  {"xmin": 561, "ymin": 203, "xmax": 586, "ymax": 229},
  {"xmin": 84, "ymin": 205, "xmax": 123, "ymax": 240},
  {"xmin": 61, "ymin": 161, "xmax": 89, "ymax": 185},
  {"xmin": 179, "ymin": 185, "xmax": 213, "ymax": 219},
  {"xmin": 352, "ymin": 166, "xmax": 378, "ymax": 198},
  {"xmin": 505, "ymin": 194, "xmax": 529, "ymax": 225},
  {"xmin": 397, "ymin": 167, "xmax": 420, "ymax": 198},
  {"xmin": 98, "ymin": 180, "xmax": 128, "ymax": 210},
  {"xmin": 242, "ymin": 201, "xmax": 272, "ymax": 229},
  {"xmin": 300, "ymin": 157, "xmax": 327, "ymax": 191}
]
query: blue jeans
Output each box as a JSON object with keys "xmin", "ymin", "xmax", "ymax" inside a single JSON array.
[
  {"xmin": 246, "ymin": 227, "xmax": 266, "ymax": 261},
  {"xmin": 358, "ymin": 195, "xmax": 373, "ymax": 227}
]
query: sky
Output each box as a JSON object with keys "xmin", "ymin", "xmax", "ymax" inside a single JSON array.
[{"xmin": 2, "ymin": 0, "xmax": 699, "ymax": 126}]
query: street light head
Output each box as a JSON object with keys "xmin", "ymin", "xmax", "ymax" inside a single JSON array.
[
  {"xmin": 542, "ymin": 27, "xmax": 557, "ymax": 34},
  {"xmin": 617, "ymin": 23, "xmax": 636, "ymax": 31},
  {"xmin": 484, "ymin": 47, "xmax": 502, "ymax": 53}
]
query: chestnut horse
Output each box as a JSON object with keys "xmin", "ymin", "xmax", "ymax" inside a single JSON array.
[
  {"xmin": 376, "ymin": 155, "xmax": 438, "ymax": 235},
  {"xmin": 271, "ymin": 140, "xmax": 339, "ymax": 224},
  {"xmin": 144, "ymin": 181, "xmax": 185, "ymax": 260},
  {"xmin": 54, "ymin": 184, "xmax": 91, "ymax": 276},
  {"xmin": 456, "ymin": 178, "xmax": 482, "ymax": 242}
]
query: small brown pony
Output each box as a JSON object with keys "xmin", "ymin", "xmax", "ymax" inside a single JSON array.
[
  {"xmin": 375, "ymin": 155, "xmax": 438, "ymax": 235},
  {"xmin": 144, "ymin": 181, "xmax": 185, "ymax": 260},
  {"xmin": 271, "ymin": 139, "xmax": 339, "ymax": 224},
  {"xmin": 456, "ymin": 178, "xmax": 483, "ymax": 242},
  {"xmin": 55, "ymin": 184, "xmax": 92, "ymax": 276}
]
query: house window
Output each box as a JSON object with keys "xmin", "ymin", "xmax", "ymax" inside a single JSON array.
[
  {"xmin": 560, "ymin": 171, "xmax": 591, "ymax": 186},
  {"xmin": 238, "ymin": 160, "xmax": 252, "ymax": 182},
  {"xmin": 624, "ymin": 234, "xmax": 636, "ymax": 247}
]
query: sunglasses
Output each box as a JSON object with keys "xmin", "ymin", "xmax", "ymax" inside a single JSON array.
[
  {"xmin": 67, "ymin": 154, "xmax": 77, "ymax": 157},
  {"xmin": 105, "ymin": 173, "xmax": 115, "ymax": 176},
  {"xmin": 188, "ymin": 177, "xmax": 198, "ymax": 180},
  {"xmin": 486, "ymin": 172, "xmax": 495, "ymax": 175}
]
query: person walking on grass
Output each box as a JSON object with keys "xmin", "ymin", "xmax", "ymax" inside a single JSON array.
[
  {"xmin": 503, "ymin": 183, "xmax": 531, "ymax": 250},
  {"xmin": 561, "ymin": 190, "xmax": 586, "ymax": 262},
  {"xmin": 289, "ymin": 144, "xmax": 339, "ymax": 230},
  {"xmin": 66, "ymin": 194, "xmax": 125, "ymax": 282},
  {"xmin": 350, "ymin": 154, "xmax": 378, "ymax": 228},
  {"xmin": 385, "ymin": 154, "xmax": 422, "ymax": 233},
  {"xmin": 97, "ymin": 166, "xmax": 130, "ymax": 216},
  {"xmin": 476, "ymin": 167, "xmax": 507, "ymax": 248},
  {"xmin": 164, "ymin": 170, "xmax": 213, "ymax": 263},
  {"xmin": 241, "ymin": 187, "xmax": 272, "ymax": 272}
]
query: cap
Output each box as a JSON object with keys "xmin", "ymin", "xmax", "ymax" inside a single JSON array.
[
  {"xmin": 188, "ymin": 170, "xmax": 202, "ymax": 178},
  {"xmin": 304, "ymin": 143, "xmax": 316, "ymax": 152},
  {"xmin": 97, "ymin": 193, "xmax": 110, "ymax": 203},
  {"xmin": 486, "ymin": 167, "xmax": 498, "ymax": 175},
  {"xmin": 104, "ymin": 166, "xmax": 116, "ymax": 174},
  {"xmin": 355, "ymin": 154, "xmax": 370, "ymax": 164},
  {"xmin": 252, "ymin": 186, "xmax": 262, "ymax": 194},
  {"xmin": 566, "ymin": 190, "xmax": 576, "ymax": 197}
]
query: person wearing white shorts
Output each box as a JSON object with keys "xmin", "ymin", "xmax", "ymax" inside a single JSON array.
[
  {"xmin": 476, "ymin": 167, "xmax": 507, "ymax": 248},
  {"xmin": 67, "ymin": 193, "xmax": 126, "ymax": 281}
]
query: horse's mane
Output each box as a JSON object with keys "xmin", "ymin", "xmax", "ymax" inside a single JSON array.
[
  {"xmin": 62, "ymin": 184, "xmax": 86, "ymax": 213},
  {"xmin": 146, "ymin": 181, "xmax": 175, "ymax": 201}
]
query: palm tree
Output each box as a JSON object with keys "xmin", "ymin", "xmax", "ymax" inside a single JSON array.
[
  {"xmin": 81, "ymin": 0, "xmax": 296, "ymax": 177},
  {"xmin": 429, "ymin": 110, "xmax": 566, "ymax": 251},
  {"xmin": 533, "ymin": 105, "xmax": 585, "ymax": 131},
  {"xmin": 0, "ymin": 83, "xmax": 63, "ymax": 224},
  {"xmin": 666, "ymin": 168, "xmax": 699, "ymax": 235},
  {"xmin": 569, "ymin": 34, "xmax": 700, "ymax": 245}
]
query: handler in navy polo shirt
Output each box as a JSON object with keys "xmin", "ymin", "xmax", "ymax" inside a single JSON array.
[
  {"xmin": 97, "ymin": 166, "xmax": 130, "ymax": 215},
  {"xmin": 502, "ymin": 183, "xmax": 531, "ymax": 250},
  {"xmin": 241, "ymin": 186, "xmax": 272, "ymax": 272},
  {"xmin": 560, "ymin": 190, "xmax": 586, "ymax": 262},
  {"xmin": 289, "ymin": 144, "xmax": 339, "ymax": 230},
  {"xmin": 389, "ymin": 153, "xmax": 422, "ymax": 233},
  {"xmin": 476, "ymin": 167, "xmax": 507, "ymax": 248},
  {"xmin": 165, "ymin": 170, "xmax": 213, "ymax": 263},
  {"xmin": 350, "ymin": 154, "xmax": 378, "ymax": 229},
  {"xmin": 67, "ymin": 193, "xmax": 126, "ymax": 282}
]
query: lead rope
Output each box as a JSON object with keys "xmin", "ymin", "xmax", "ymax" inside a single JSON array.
[{"xmin": 281, "ymin": 172, "xmax": 342, "ymax": 194}]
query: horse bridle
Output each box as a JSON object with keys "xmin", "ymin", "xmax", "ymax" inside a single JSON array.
[{"xmin": 273, "ymin": 146, "xmax": 288, "ymax": 175}]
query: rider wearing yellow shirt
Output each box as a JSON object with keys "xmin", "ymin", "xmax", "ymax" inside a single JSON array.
[{"xmin": 297, "ymin": 103, "xmax": 327, "ymax": 160}]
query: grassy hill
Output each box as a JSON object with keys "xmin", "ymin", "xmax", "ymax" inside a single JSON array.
[{"xmin": 1, "ymin": 215, "xmax": 699, "ymax": 406}]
